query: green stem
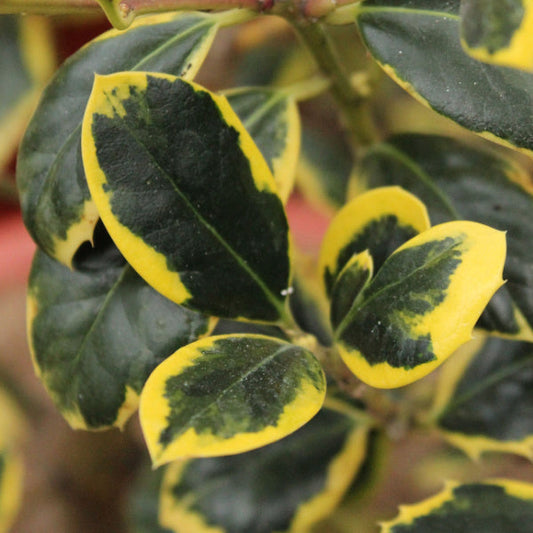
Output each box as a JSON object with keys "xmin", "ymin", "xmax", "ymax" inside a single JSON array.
[
  {"xmin": 288, "ymin": 19, "xmax": 379, "ymax": 151},
  {"xmin": 0, "ymin": 0, "xmax": 101, "ymax": 15}
]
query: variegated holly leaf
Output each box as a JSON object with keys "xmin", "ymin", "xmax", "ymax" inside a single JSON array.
[
  {"xmin": 352, "ymin": 134, "xmax": 533, "ymax": 339},
  {"xmin": 433, "ymin": 336, "xmax": 533, "ymax": 460},
  {"xmin": 0, "ymin": 443, "xmax": 23, "ymax": 533},
  {"xmin": 381, "ymin": 479, "xmax": 533, "ymax": 532},
  {"xmin": 0, "ymin": 15, "xmax": 54, "ymax": 169},
  {"xmin": 82, "ymin": 72, "xmax": 290, "ymax": 322},
  {"xmin": 17, "ymin": 12, "xmax": 219, "ymax": 267},
  {"xmin": 335, "ymin": 221, "xmax": 505, "ymax": 388},
  {"xmin": 319, "ymin": 186, "xmax": 430, "ymax": 298},
  {"xmin": 27, "ymin": 248, "xmax": 212, "ymax": 430},
  {"xmin": 159, "ymin": 401, "xmax": 373, "ymax": 533},
  {"xmin": 353, "ymin": 0, "xmax": 533, "ymax": 155},
  {"xmin": 460, "ymin": 0, "xmax": 533, "ymax": 71},
  {"xmin": 139, "ymin": 334, "xmax": 326, "ymax": 466},
  {"xmin": 225, "ymin": 87, "xmax": 300, "ymax": 203}
]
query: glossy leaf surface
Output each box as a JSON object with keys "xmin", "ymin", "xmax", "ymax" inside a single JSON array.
[
  {"xmin": 27, "ymin": 249, "xmax": 211, "ymax": 430},
  {"xmin": 319, "ymin": 186, "xmax": 430, "ymax": 298},
  {"xmin": 226, "ymin": 87, "xmax": 300, "ymax": 203},
  {"xmin": 461, "ymin": 0, "xmax": 533, "ymax": 71},
  {"xmin": 434, "ymin": 336, "xmax": 533, "ymax": 459},
  {"xmin": 355, "ymin": 0, "xmax": 533, "ymax": 154},
  {"xmin": 335, "ymin": 221, "xmax": 505, "ymax": 388},
  {"xmin": 82, "ymin": 72, "xmax": 290, "ymax": 322},
  {"xmin": 17, "ymin": 12, "xmax": 219, "ymax": 267},
  {"xmin": 382, "ymin": 480, "xmax": 533, "ymax": 532},
  {"xmin": 159, "ymin": 403, "xmax": 372, "ymax": 533},
  {"xmin": 353, "ymin": 134, "xmax": 533, "ymax": 339},
  {"xmin": 139, "ymin": 334, "xmax": 326, "ymax": 466}
]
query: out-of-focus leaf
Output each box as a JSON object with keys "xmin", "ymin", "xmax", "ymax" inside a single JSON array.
[
  {"xmin": 27, "ymin": 249, "xmax": 212, "ymax": 430},
  {"xmin": 296, "ymin": 125, "xmax": 354, "ymax": 215},
  {"xmin": 0, "ymin": 15, "xmax": 54, "ymax": 169},
  {"xmin": 139, "ymin": 334, "xmax": 326, "ymax": 466},
  {"xmin": 335, "ymin": 221, "xmax": 505, "ymax": 388},
  {"xmin": 159, "ymin": 401, "xmax": 373, "ymax": 533},
  {"xmin": 460, "ymin": 0, "xmax": 533, "ymax": 71},
  {"xmin": 352, "ymin": 133, "xmax": 533, "ymax": 340},
  {"xmin": 433, "ymin": 336, "xmax": 533, "ymax": 459},
  {"xmin": 82, "ymin": 72, "xmax": 290, "ymax": 322},
  {"xmin": 381, "ymin": 479, "xmax": 533, "ymax": 532},
  {"xmin": 17, "ymin": 12, "xmax": 219, "ymax": 267}
]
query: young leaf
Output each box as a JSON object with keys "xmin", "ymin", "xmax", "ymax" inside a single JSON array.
[
  {"xmin": 330, "ymin": 250, "xmax": 373, "ymax": 331},
  {"xmin": 82, "ymin": 72, "xmax": 291, "ymax": 322},
  {"xmin": 381, "ymin": 479, "xmax": 533, "ymax": 532},
  {"xmin": 335, "ymin": 221, "xmax": 506, "ymax": 388},
  {"xmin": 433, "ymin": 336, "xmax": 533, "ymax": 460},
  {"xmin": 17, "ymin": 12, "xmax": 219, "ymax": 267},
  {"xmin": 139, "ymin": 334, "xmax": 326, "ymax": 466},
  {"xmin": 0, "ymin": 16, "xmax": 54, "ymax": 169},
  {"xmin": 354, "ymin": 0, "xmax": 533, "ymax": 155},
  {"xmin": 225, "ymin": 87, "xmax": 301, "ymax": 203},
  {"xmin": 27, "ymin": 249, "xmax": 212, "ymax": 430},
  {"xmin": 460, "ymin": 0, "xmax": 533, "ymax": 71},
  {"xmin": 319, "ymin": 186, "xmax": 430, "ymax": 298},
  {"xmin": 159, "ymin": 402, "xmax": 372, "ymax": 533},
  {"xmin": 352, "ymin": 134, "xmax": 533, "ymax": 339}
]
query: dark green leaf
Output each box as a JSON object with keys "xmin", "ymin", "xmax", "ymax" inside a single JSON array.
[
  {"xmin": 353, "ymin": 134, "xmax": 533, "ymax": 339},
  {"xmin": 139, "ymin": 334, "xmax": 326, "ymax": 465},
  {"xmin": 434, "ymin": 336, "xmax": 533, "ymax": 459},
  {"xmin": 382, "ymin": 480, "xmax": 533, "ymax": 532},
  {"xmin": 27, "ymin": 248, "xmax": 211, "ymax": 430},
  {"xmin": 159, "ymin": 402, "xmax": 372, "ymax": 533},
  {"xmin": 17, "ymin": 12, "xmax": 219, "ymax": 267},
  {"xmin": 355, "ymin": 0, "xmax": 533, "ymax": 154},
  {"xmin": 82, "ymin": 72, "xmax": 291, "ymax": 322}
]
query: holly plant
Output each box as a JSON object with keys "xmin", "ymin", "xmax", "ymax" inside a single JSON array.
[{"xmin": 4, "ymin": 0, "xmax": 533, "ymax": 531}]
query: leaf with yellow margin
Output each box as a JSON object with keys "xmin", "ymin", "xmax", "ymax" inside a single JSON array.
[
  {"xmin": 27, "ymin": 248, "xmax": 212, "ymax": 430},
  {"xmin": 432, "ymin": 335, "xmax": 533, "ymax": 460},
  {"xmin": 319, "ymin": 186, "xmax": 430, "ymax": 298},
  {"xmin": 17, "ymin": 12, "xmax": 219, "ymax": 267},
  {"xmin": 158, "ymin": 400, "xmax": 373, "ymax": 533},
  {"xmin": 139, "ymin": 334, "xmax": 326, "ymax": 466},
  {"xmin": 354, "ymin": 0, "xmax": 533, "ymax": 155},
  {"xmin": 82, "ymin": 72, "xmax": 291, "ymax": 322},
  {"xmin": 381, "ymin": 479, "xmax": 533, "ymax": 532},
  {"xmin": 335, "ymin": 221, "xmax": 506, "ymax": 388},
  {"xmin": 460, "ymin": 0, "xmax": 533, "ymax": 71},
  {"xmin": 351, "ymin": 134, "xmax": 533, "ymax": 340}
]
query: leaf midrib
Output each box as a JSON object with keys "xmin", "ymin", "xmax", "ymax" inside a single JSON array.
[{"xmin": 170, "ymin": 343, "xmax": 301, "ymax": 437}]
